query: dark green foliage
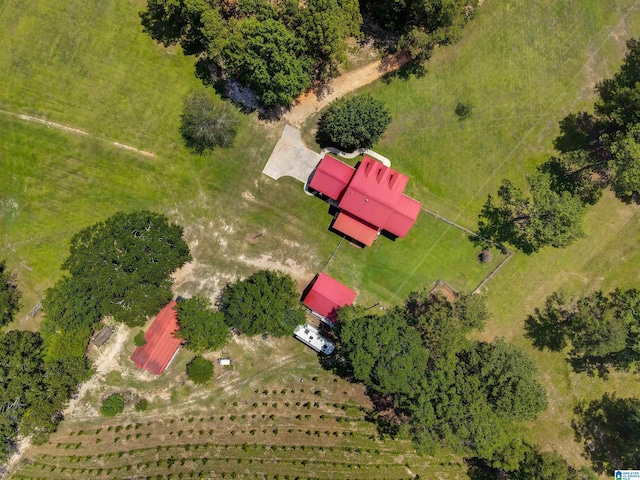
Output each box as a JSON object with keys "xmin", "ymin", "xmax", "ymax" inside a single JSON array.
[
  {"xmin": 135, "ymin": 399, "xmax": 149, "ymax": 412},
  {"xmin": 573, "ymin": 393, "xmax": 640, "ymax": 473},
  {"xmin": 219, "ymin": 270, "xmax": 305, "ymax": 337},
  {"xmin": 140, "ymin": 0, "xmax": 360, "ymax": 106},
  {"xmin": 180, "ymin": 92, "xmax": 240, "ymax": 153},
  {"xmin": 477, "ymin": 173, "xmax": 585, "ymax": 253},
  {"xmin": 316, "ymin": 95, "xmax": 392, "ymax": 151},
  {"xmin": 461, "ymin": 340, "xmax": 548, "ymax": 421},
  {"xmin": 365, "ymin": 0, "xmax": 478, "ymax": 60},
  {"xmin": 454, "ymin": 101, "xmax": 473, "ymax": 121},
  {"xmin": 339, "ymin": 310, "xmax": 428, "ymax": 396},
  {"xmin": 223, "ymin": 18, "xmax": 313, "ymax": 106},
  {"xmin": 186, "ymin": 356, "xmax": 214, "ymax": 385},
  {"xmin": 335, "ymin": 290, "xmax": 546, "ymax": 467},
  {"xmin": 100, "ymin": 394, "xmax": 125, "ymax": 417},
  {"xmin": 176, "ymin": 296, "xmax": 230, "ymax": 352},
  {"xmin": 0, "ymin": 260, "xmax": 21, "ymax": 328},
  {"xmin": 134, "ymin": 331, "xmax": 147, "ymax": 347},
  {"xmin": 62, "ymin": 211, "xmax": 191, "ymax": 326},
  {"xmin": 550, "ymin": 38, "xmax": 640, "ymax": 204},
  {"xmin": 0, "ymin": 331, "xmax": 90, "ymax": 462},
  {"xmin": 594, "ymin": 38, "xmax": 640, "ymax": 133},
  {"xmin": 525, "ymin": 288, "xmax": 640, "ymax": 375}
]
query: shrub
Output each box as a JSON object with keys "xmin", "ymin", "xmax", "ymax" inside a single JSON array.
[
  {"xmin": 134, "ymin": 399, "xmax": 148, "ymax": 412},
  {"xmin": 186, "ymin": 356, "xmax": 214, "ymax": 385},
  {"xmin": 100, "ymin": 394, "xmax": 124, "ymax": 417},
  {"xmin": 134, "ymin": 330, "xmax": 147, "ymax": 346},
  {"xmin": 316, "ymin": 95, "xmax": 392, "ymax": 151},
  {"xmin": 180, "ymin": 92, "xmax": 240, "ymax": 153}
]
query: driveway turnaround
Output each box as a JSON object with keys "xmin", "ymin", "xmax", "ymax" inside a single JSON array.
[{"xmin": 262, "ymin": 124, "xmax": 320, "ymax": 183}]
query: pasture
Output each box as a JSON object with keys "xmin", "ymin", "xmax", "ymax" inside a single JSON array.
[{"xmin": 2, "ymin": 0, "xmax": 640, "ymax": 477}]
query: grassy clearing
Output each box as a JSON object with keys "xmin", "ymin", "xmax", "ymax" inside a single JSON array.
[
  {"xmin": 310, "ymin": 0, "xmax": 640, "ymax": 228},
  {"xmin": 3, "ymin": 0, "xmax": 640, "ymax": 475}
]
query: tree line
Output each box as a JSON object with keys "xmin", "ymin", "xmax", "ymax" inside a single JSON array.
[
  {"xmin": 478, "ymin": 39, "xmax": 640, "ymax": 253},
  {"xmin": 0, "ymin": 211, "xmax": 192, "ymax": 465},
  {"xmin": 140, "ymin": 0, "xmax": 478, "ymax": 107}
]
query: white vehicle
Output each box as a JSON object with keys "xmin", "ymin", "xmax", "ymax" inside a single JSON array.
[{"xmin": 293, "ymin": 324, "xmax": 334, "ymax": 355}]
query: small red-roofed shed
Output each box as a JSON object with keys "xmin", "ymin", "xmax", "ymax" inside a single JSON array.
[
  {"xmin": 131, "ymin": 300, "xmax": 182, "ymax": 375},
  {"xmin": 308, "ymin": 154, "xmax": 356, "ymax": 201},
  {"xmin": 303, "ymin": 273, "xmax": 357, "ymax": 323}
]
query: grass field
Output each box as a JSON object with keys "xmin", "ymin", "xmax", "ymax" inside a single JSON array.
[{"xmin": 3, "ymin": 0, "xmax": 640, "ymax": 477}]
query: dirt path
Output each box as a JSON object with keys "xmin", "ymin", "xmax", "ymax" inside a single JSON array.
[
  {"xmin": 0, "ymin": 109, "xmax": 156, "ymax": 158},
  {"xmin": 283, "ymin": 51, "xmax": 411, "ymax": 128}
]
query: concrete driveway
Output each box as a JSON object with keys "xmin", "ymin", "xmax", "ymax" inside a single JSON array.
[{"xmin": 262, "ymin": 125, "xmax": 320, "ymax": 183}]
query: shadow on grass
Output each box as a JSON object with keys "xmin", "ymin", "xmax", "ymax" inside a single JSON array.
[{"xmin": 572, "ymin": 393, "xmax": 640, "ymax": 473}]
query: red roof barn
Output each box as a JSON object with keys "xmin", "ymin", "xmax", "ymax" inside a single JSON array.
[
  {"xmin": 131, "ymin": 300, "xmax": 182, "ymax": 375},
  {"xmin": 303, "ymin": 273, "xmax": 357, "ymax": 323},
  {"xmin": 308, "ymin": 154, "xmax": 421, "ymax": 245}
]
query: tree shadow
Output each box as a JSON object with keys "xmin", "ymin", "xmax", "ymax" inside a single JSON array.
[
  {"xmin": 572, "ymin": 393, "xmax": 640, "ymax": 473},
  {"xmin": 464, "ymin": 458, "xmax": 504, "ymax": 480}
]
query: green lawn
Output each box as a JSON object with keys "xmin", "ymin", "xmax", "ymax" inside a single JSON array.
[{"xmin": 3, "ymin": 0, "xmax": 640, "ymax": 475}]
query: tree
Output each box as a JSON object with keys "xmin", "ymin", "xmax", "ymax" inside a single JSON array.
[
  {"xmin": 218, "ymin": 270, "xmax": 305, "ymax": 336},
  {"xmin": 595, "ymin": 38, "xmax": 640, "ymax": 134},
  {"xmin": 180, "ymin": 92, "xmax": 240, "ymax": 153},
  {"xmin": 462, "ymin": 340, "xmax": 548, "ymax": 421},
  {"xmin": 62, "ymin": 211, "xmax": 191, "ymax": 326},
  {"xmin": 296, "ymin": 0, "xmax": 362, "ymax": 78},
  {"xmin": 135, "ymin": 399, "xmax": 149, "ymax": 412},
  {"xmin": 134, "ymin": 330, "xmax": 147, "ymax": 347},
  {"xmin": 339, "ymin": 309, "xmax": 428, "ymax": 396},
  {"xmin": 100, "ymin": 394, "xmax": 124, "ymax": 417},
  {"xmin": 609, "ymin": 123, "xmax": 640, "ymax": 201},
  {"xmin": 478, "ymin": 173, "xmax": 585, "ymax": 253},
  {"xmin": 186, "ymin": 355, "xmax": 214, "ymax": 384},
  {"xmin": 316, "ymin": 95, "xmax": 392, "ymax": 151},
  {"xmin": 175, "ymin": 296, "xmax": 230, "ymax": 352},
  {"xmin": 222, "ymin": 18, "xmax": 314, "ymax": 106},
  {"xmin": 364, "ymin": 0, "xmax": 478, "ymax": 61},
  {"xmin": 573, "ymin": 393, "xmax": 640, "ymax": 473},
  {"xmin": 0, "ymin": 260, "xmax": 21, "ymax": 328}
]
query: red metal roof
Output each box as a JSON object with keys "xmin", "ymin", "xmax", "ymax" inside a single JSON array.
[
  {"xmin": 383, "ymin": 194, "xmax": 422, "ymax": 237},
  {"xmin": 332, "ymin": 211, "xmax": 379, "ymax": 246},
  {"xmin": 308, "ymin": 154, "xmax": 355, "ymax": 201},
  {"xmin": 337, "ymin": 156, "xmax": 421, "ymax": 238},
  {"xmin": 303, "ymin": 273, "xmax": 357, "ymax": 323},
  {"xmin": 131, "ymin": 300, "xmax": 182, "ymax": 375}
]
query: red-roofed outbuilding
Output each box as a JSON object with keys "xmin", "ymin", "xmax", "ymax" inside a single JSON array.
[
  {"xmin": 303, "ymin": 273, "xmax": 357, "ymax": 324},
  {"xmin": 131, "ymin": 300, "xmax": 182, "ymax": 375},
  {"xmin": 309, "ymin": 154, "xmax": 421, "ymax": 244}
]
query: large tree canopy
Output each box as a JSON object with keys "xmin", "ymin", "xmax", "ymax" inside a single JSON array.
[
  {"xmin": 525, "ymin": 288, "xmax": 640, "ymax": 376},
  {"xmin": 140, "ymin": 0, "xmax": 361, "ymax": 106},
  {"xmin": 218, "ymin": 270, "xmax": 305, "ymax": 336},
  {"xmin": 574, "ymin": 393, "xmax": 640, "ymax": 473},
  {"xmin": 316, "ymin": 95, "xmax": 392, "ymax": 151},
  {"xmin": 478, "ymin": 173, "xmax": 585, "ymax": 253},
  {"xmin": 62, "ymin": 211, "xmax": 191, "ymax": 326},
  {"xmin": 222, "ymin": 18, "xmax": 313, "ymax": 106},
  {"xmin": 334, "ymin": 289, "xmax": 546, "ymax": 468},
  {"xmin": 176, "ymin": 296, "xmax": 230, "ymax": 353},
  {"xmin": 0, "ymin": 260, "xmax": 21, "ymax": 329}
]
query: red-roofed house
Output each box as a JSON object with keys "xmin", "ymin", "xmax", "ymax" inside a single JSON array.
[
  {"xmin": 302, "ymin": 272, "xmax": 357, "ymax": 324},
  {"xmin": 131, "ymin": 300, "xmax": 182, "ymax": 375},
  {"xmin": 308, "ymin": 154, "xmax": 421, "ymax": 245}
]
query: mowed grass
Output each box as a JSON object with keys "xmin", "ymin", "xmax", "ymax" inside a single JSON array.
[
  {"xmin": 344, "ymin": 0, "xmax": 640, "ymax": 227},
  {"xmin": 0, "ymin": 0, "xmax": 496, "ymax": 324},
  {"xmin": 11, "ymin": 334, "xmax": 468, "ymax": 479},
  {"xmin": 3, "ymin": 0, "xmax": 640, "ymax": 475}
]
